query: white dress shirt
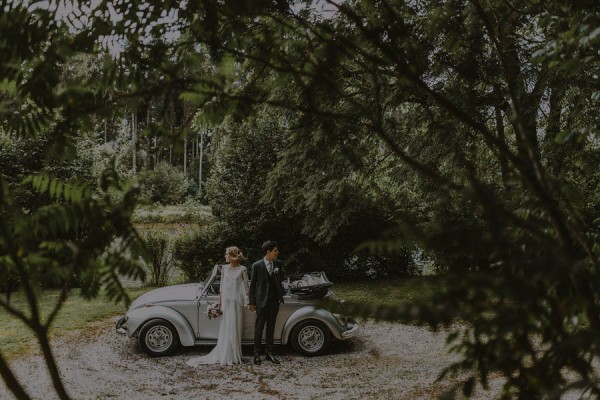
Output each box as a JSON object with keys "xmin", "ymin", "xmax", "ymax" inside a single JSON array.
[{"xmin": 264, "ymin": 257, "xmax": 273, "ymax": 275}]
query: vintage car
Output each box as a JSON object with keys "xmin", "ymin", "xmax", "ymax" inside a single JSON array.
[{"xmin": 116, "ymin": 266, "xmax": 359, "ymax": 357}]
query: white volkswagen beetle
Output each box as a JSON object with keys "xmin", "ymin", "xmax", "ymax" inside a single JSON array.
[{"xmin": 116, "ymin": 266, "xmax": 359, "ymax": 357}]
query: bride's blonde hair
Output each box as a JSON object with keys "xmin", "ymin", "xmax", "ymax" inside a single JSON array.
[{"xmin": 225, "ymin": 246, "xmax": 244, "ymax": 262}]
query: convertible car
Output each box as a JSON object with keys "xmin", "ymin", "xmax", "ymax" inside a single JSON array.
[{"xmin": 116, "ymin": 266, "xmax": 359, "ymax": 357}]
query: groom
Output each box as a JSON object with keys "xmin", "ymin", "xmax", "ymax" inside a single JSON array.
[{"xmin": 249, "ymin": 240, "xmax": 285, "ymax": 365}]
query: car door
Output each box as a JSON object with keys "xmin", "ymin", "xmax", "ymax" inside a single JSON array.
[
  {"xmin": 196, "ymin": 273, "xmax": 221, "ymax": 340},
  {"xmin": 242, "ymin": 282, "xmax": 294, "ymax": 342},
  {"xmin": 242, "ymin": 302, "xmax": 256, "ymax": 341}
]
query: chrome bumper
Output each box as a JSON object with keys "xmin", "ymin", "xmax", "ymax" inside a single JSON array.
[
  {"xmin": 341, "ymin": 318, "xmax": 359, "ymax": 338},
  {"xmin": 115, "ymin": 315, "xmax": 128, "ymax": 335}
]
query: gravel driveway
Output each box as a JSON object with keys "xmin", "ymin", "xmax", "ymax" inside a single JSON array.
[{"xmin": 1, "ymin": 318, "xmax": 501, "ymax": 399}]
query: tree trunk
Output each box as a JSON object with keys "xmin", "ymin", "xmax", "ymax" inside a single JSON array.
[
  {"xmin": 146, "ymin": 107, "xmax": 151, "ymax": 171},
  {"xmin": 198, "ymin": 131, "xmax": 204, "ymax": 199},
  {"xmin": 132, "ymin": 112, "xmax": 137, "ymax": 174},
  {"xmin": 183, "ymin": 133, "xmax": 187, "ymax": 175},
  {"xmin": 545, "ymin": 86, "xmax": 564, "ymax": 174},
  {"xmin": 37, "ymin": 327, "xmax": 71, "ymax": 400},
  {"xmin": 494, "ymin": 104, "xmax": 510, "ymax": 188},
  {"xmin": 169, "ymin": 124, "xmax": 173, "ymax": 165}
]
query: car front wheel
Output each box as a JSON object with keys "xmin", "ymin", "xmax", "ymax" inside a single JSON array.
[
  {"xmin": 139, "ymin": 319, "xmax": 179, "ymax": 357},
  {"xmin": 291, "ymin": 319, "xmax": 331, "ymax": 356}
]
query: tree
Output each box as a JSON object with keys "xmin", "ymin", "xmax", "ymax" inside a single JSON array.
[
  {"xmin": 0, "ymin": 0, "xmax": 251, "ymax": 395},
  {"xmin": 203, "ymin": 106, "xmax": 411, "ymax": 278},
  {"xmin": 204, "ymin": 109, "xmax": 301, "ymax": 261},
  {"xmin": 175, "ymin": 0, "xmax": 600, "ymax": 396},
  {"xmin": 0, "ymin": 2, "xmax": 187, "ymax": 398}
]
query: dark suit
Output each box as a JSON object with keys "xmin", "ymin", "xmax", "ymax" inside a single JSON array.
[{"xmin": 249, "ymin": 258, "xmax": 284, "ymax": 355}]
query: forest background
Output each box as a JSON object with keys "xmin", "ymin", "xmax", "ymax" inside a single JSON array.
[{"xmin": 0, "ymin": 0, "xmax": 599, "ymax": 399}]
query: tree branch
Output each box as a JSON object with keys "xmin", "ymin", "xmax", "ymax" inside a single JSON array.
[
  {"xmin": 0, "ymin": 296, "xmax": 33, "ymax": 329},
  {"xmin": 470, "ymin": 0, "xmax": 597, "ymax": 264},
  {"xmin": 0, "ymin": 352, "xmax": 31, "ymax": 400}
]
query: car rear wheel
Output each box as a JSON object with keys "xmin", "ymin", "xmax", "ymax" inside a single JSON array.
[
  {"xmin": 139, "ymin": 319, "xmax": 179, "ymax": 357},
  {"xmin": 291, "ymin": 319, "xmax": 331, "ymax": 356}
]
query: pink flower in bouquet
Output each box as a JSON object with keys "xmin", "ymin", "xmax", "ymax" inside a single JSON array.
[{"xmin": 207, "ymin": 303, "xmax": 222, "ymax": 319}]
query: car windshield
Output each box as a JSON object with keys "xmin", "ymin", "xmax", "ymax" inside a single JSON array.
[{"xmin": 202, "ymin": 265, "xmax": 222, "ymax": 296}]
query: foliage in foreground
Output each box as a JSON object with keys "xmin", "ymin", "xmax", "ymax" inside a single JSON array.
[
  {"xmin": 182, "ymin": 0, "xmax": 600, "ymax": 398},
  {"xmin": 0, "ymin": 1, "xmax": 599, "ymax": 399},
  {"xmin": 0, "ymin": 3, "xmax": 153, "ymax": 399}
]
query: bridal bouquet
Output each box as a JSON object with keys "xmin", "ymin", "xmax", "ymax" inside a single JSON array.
[{"xmin": 207, "ymin": 302, "xmax": 222, "ymax": 319}]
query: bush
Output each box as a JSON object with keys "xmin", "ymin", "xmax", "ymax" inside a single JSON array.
[
  {"xmin": 282, "ymin": 244, "xmax": 415, "ymax": 281},
  {"xmin": 140, "ymin": 162, "xmax": 190, "ymax": 205},
  {"xmin": 141, "ymin": 230, "xmax": 175, "ymax": 286},
  {"xmin": 342, "ymin": 252, "xmax": 416, "ymax": 280},
  {"xmin": 172, "ymin": 223, "xmax": 226, "ymax": 282}
]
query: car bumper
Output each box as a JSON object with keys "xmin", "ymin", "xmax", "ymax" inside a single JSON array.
[
  {"xmin": 116, "ymin": 315, "xmax": 128, "ymax": 335},
  {"xmin": 341, "ymin": 318, "xmax": 359, "ymax": 338}
]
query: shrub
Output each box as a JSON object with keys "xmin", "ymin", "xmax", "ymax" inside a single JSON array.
[
  {"xmin": 172, "ymin": 223, "xmax": 225, "ymax": 282},
  {"xmin": 342, "ymin": 251, "xmax": 416, "ymax": 280},
  {"xmin": 140, "ymin": 162, "xmax": 190, "ymax": 205},
  {"xmin": 141, "ymin": 230, "xmax": 175, "ymax": 286},
  {"xmin": 282, "ymin": 244, "xmax": 415, "ymax": 281}
]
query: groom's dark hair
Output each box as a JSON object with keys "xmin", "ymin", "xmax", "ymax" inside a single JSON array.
[{"xmin": 262, "ymin": 240, "xmax": 278, "ymax": 254}]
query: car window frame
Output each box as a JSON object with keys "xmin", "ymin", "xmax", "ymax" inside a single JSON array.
[{"xmin": 200, "ymin": 265, "xmax": 222, "ymax": 298}]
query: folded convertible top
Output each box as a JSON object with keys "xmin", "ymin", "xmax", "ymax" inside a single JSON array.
[{"xmin": 287, "ymin": 271, "xmax": 334, "ymax": 299}]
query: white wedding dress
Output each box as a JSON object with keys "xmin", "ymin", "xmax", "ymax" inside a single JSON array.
[{"xmin": 187, "ymin": 265, "xmax": 249, "ymax": 366}]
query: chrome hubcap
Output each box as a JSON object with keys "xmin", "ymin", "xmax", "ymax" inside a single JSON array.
[
  {"xmin": 298, "ymin": 326, "xmax": 324, "ymax": 352},
  {"xmin": 145, "ymin": 325, "xmax": 173, "ymax": 351}
]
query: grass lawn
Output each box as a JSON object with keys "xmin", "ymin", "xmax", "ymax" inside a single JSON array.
[
  {"xmin": 333, "ymin": 274, "xmax": 448, "ymax": 307},
  {"xmin": 0, "ymin": 287, "xmax": 151, "ymax": 361},
  {"xmin": 331, "ymin": 275, "xmax": 451, "ymax": 325}
]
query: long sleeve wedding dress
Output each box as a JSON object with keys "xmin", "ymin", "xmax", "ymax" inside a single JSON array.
[{"xmin": 187, "ymin": 265, "xmax": 250, "ymax": 366}]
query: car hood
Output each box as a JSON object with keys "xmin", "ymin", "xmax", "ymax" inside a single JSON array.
[{"xmin": 129, "ymin": 283, "xmax": 202, "ymax": 310}]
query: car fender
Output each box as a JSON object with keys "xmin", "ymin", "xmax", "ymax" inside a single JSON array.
[
  {"xmin": 281, "ymin": 305, "xmax": 345, "ymax": 344},
  {"xmin": 127, "ymin": 305, "xmax": 196, "ymax": 347}
]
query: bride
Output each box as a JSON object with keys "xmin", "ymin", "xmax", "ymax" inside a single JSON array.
[{"xmin": 187, "ymin": 246, "xmax": 250, "ymax": 366}]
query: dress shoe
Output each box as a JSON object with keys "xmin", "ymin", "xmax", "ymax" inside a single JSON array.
[
  {"xmin": 254, "ymin": 355, "xmax": 261, "ymax": 365},
  {"xmin": 266, "ymin": 354, "xmax": 280, "ymax": 364}
]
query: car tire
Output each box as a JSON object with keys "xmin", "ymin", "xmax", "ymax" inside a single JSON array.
[
  {"xmin": 138, "ymin": 319, "xmax": 179, "ymax": 357},
  {"xmin": 291, "ymin": 319, "xmax": 331, "ymax": 356}
]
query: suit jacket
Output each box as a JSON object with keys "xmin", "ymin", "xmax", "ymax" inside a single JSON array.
[{"xmin": 249, "ymin": 258, "xmax": 285, "ymax": 308}]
